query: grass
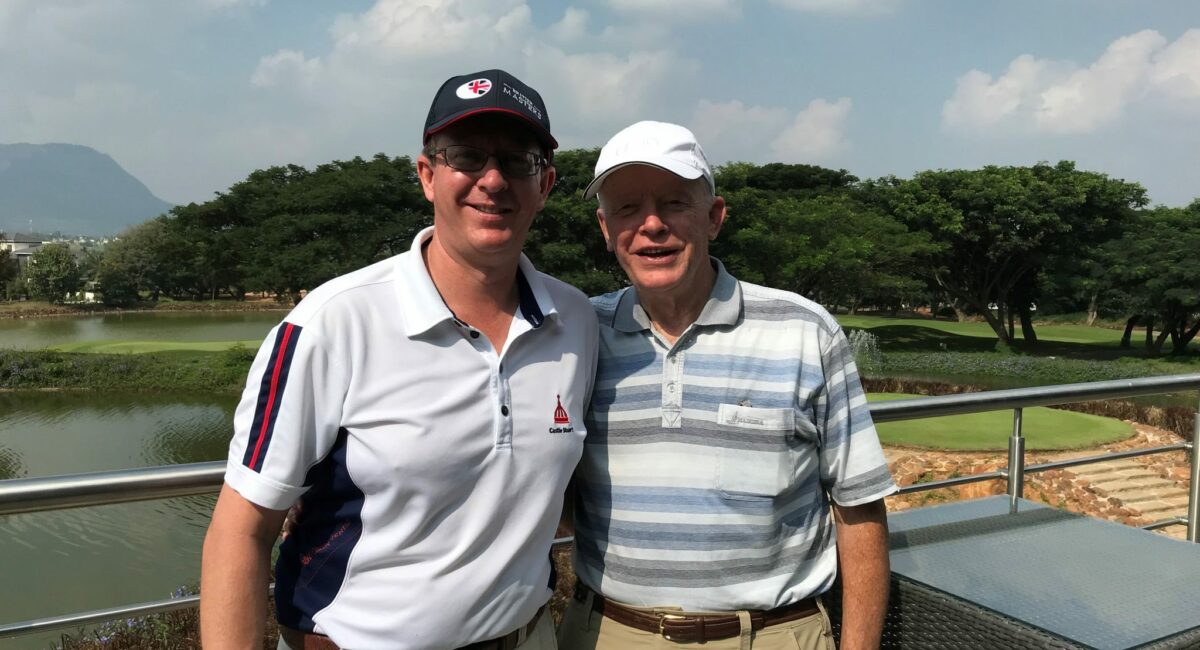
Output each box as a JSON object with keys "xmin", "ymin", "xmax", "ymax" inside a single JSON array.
[
  {"xmin": 0, "ymin": 298, "xmax": 288, "ymax": 319},
  {"xmin": 49, "ymin": 339, "xmax": 261, "ymax": 353},
  {"xmin": 0, "ymin": 347, "xmax": 254, "ymax": 392},
  {"xmin": 840, "ymin": 314, "xmax": 1128, "ymax": 345},
  {"xmin": 869, "ymin": 392, "xmax": 1134, "ymax": 450}
]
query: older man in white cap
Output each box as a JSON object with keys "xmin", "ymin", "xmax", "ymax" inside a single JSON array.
[{"xmin": 560, "ymin": 121, "xmax": 896, "ymax": 650}]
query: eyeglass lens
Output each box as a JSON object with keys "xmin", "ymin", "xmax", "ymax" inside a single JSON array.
[{"xmin": 440, "ymin": 145, "xmax": 542, "ymax": 176}]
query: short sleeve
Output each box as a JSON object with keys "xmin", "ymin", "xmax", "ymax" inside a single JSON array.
[
  {"xmin": 224, "ymin": 320, "xmax": 348, "ymax": 510},
  {"xmin": 813, "ymin": 327, "xmax": 897, "ymax": 506}
]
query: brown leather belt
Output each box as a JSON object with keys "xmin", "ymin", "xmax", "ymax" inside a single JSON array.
[
  {"xmin": 279, "ymin": 605, "xmax": 544, "ymax": 650},
  {"xmin": 575, "ymin": 581, "xmax": 819, "ymax": 643}
]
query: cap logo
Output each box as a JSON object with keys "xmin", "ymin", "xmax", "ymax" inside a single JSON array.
[{"xmin": 456, "ymin": 78, "xmax": 492, "ymax": 99}]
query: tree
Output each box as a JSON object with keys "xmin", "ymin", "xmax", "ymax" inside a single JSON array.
[
  {"xmin": 0, "ymin": 232, "xmax": 16, "ymax": 300},
  {"xmin": 1102, "ymin": 203, "xmax": 1200, "ymax": 355},
  {"xmin": 25, "ymin": 242, "xmax": 81, "ymax": 303},
  {"xmin": 865, "ymin": 162, "xmax": 1147, "ymax": 345},
  {"xmin": 161, "ymin": 154, "xmax": 430, "ymax": 304},
  {"xmin": 523, "ymin": 148, "xmax": 625, "ymax": 295},
  {"xmin": 713, "ymin": 191, "xmax": 934, "ymax": 310}
]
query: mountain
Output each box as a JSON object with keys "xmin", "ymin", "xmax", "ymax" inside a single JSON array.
[{"xmin": 0, "ymin": 143, "xmax": 175, "ymax": 237}]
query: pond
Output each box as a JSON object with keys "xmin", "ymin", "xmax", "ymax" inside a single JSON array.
[
  {"xmin": 0, "ymin": 312, "xmax": 281, "ymax": 350},
  {"xmin": 0, "ymin": 391, "xmax": 235, "ymax": 650}
]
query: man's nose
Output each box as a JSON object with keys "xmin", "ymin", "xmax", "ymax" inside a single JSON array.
[
  {"xmin": 638, "ymin": 210, "xmax": 667, "ymax": 235},
  {"xmin": 475, "ymin": 159, "xmax": 509, "ymax": 192}
]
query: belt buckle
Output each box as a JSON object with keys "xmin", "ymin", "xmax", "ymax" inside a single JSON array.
[{"xmin": 658, "ymin": 613, "xmax": 688, "ymax": 641}]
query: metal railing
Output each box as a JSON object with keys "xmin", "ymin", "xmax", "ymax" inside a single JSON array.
[{"xmin": 2, "ymin": 373, "xmax": 1198, "ymax": 640}]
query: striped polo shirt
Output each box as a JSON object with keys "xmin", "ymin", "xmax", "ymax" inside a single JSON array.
[{"xmin": 573, "ymin": 259, "xmax": 896, "ymax": 611}]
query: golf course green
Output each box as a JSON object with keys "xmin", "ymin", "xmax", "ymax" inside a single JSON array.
[{"xmin": 869, "ymin": 393, "xmax": 1133, "ymax": 450}]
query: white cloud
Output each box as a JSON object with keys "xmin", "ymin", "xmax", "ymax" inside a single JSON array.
[
  {"xmin": 1036, "ymin": 30, "xmax": 1164, "ymax": 133},
  {"xmin": 198, "ymin": 0, "xmax": 267, "ymax": 9},
  {"xmin": 248, "ymin": 0, "xmax": 696, "ymax": 152},
  {"xmin": 329, "ymin": 0, "xmax": 531, "ymax": 58},
  {"xmin": 943, "ymin": 29, "xmax": 1200, "ymax": 135},
  {"xmin": 942, "ymin": 55, "xmax": 1057, "ymax": 130},
  {"xmin": 251, "ymin": 49, "xmax": 321, "ymax": 89},
  {"xmin": 1148, "ymin": 29, "xmax": 1200, "ymax": 100},
  {"xmin": 549, "ymin": 7, "xmax": 588, "ymax": 43},
  {"xmin": 534, "ymin": 49, "xmax": 694, "ymax": 124},
  {"xmin": 690, "ymin": 97, "xmax": 851, "ymax": 164},
  {"xmin": 769, "ymin": 0, "xmax": 898, "ymax": 14},
  {"xmin": 771, "ymin": 97, "xmax": 852, "ymax": 160},
  {"xmin": 608, "ymin": 0, "xmax": 740, "ymax": 19},
  {"xmin": 691, "ymin": 99, "xmax": 787, "ymax": 160}
]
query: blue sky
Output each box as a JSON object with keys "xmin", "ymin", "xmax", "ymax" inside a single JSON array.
[{"xmin": 2, "ymin": 0, "xmax": 1197, "ymax": 208}]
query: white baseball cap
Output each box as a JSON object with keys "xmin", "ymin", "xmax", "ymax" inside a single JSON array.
[{"xmin": 583, "ymin": 120, "xmax": 715, "ymax": 200}]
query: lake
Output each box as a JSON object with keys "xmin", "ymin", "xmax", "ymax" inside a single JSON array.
[
  {"xmin": 0, "ymin": 391, "xmax": 235, "ymax": 650},
  {"xmin": 0, "ymin": 312, "xmax": 281, "ymax": 350},
  {"xmin": 0, "ymin": 310, "xmax": 1191, "ymax": 648}
]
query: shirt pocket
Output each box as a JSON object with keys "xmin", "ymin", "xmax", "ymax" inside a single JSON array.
[{"xmin": 714, "ymin": 403, "xmax": 796, "ymax": 501}]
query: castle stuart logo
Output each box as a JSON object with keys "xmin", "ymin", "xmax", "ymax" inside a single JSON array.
[{"xmin": 549, "ymin": 395, "xmax": 573, "ymax": 433}]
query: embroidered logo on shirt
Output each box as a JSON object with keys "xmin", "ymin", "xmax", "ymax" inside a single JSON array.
[{"xmin": 549, "ymin": 394, "xmax": 574, "ymax": 433}]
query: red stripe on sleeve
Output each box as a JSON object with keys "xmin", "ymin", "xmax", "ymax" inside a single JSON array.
[{"xmin": 248, "ymin": 322, "xmax": 296, "ymax": 470}]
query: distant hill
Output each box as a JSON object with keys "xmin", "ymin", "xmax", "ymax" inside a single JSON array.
[{"xmin": 0, "ymin": 143, "xmax": 175, "ymax": 237}]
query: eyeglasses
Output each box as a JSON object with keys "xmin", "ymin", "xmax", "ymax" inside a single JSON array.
[{"xmin": 432, "ymin": 145, "xmax": 547, "ymax": 177}]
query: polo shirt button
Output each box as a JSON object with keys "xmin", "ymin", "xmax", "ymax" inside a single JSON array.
[
  {"xmin": 501, "ymin": 405, "xmax": 510, "ymax": 416},
  {"xmin": 470, "ymin": 331, "xmax": 480, "ymax": 339},
  {"xmin": 667, "ymin": 383, "xmax": 676, "ymax": 392}
]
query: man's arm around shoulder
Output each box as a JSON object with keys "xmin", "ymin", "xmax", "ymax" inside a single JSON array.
[
  {"xmin": 832, "ymin": 498, "xmax": 890, "ymax": 650},
  {"xmin": 200, "ymin": 483, "xmax": 289, "ymax": 650}
]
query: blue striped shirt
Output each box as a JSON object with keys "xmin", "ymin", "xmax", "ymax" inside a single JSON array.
[{"xmin": 573, "ymin": 260, "xmax": 896, "ymax": 610}]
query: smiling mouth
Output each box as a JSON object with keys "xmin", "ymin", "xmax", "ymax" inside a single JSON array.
[
  {"xmin": 636, "ymin": 247, "xmax": 678, "ymax": 259},
  {"xmin": 470, "ymin": 204, "xmax": 509, "ymax": 216}
]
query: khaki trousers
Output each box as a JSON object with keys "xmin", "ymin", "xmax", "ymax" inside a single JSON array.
[
  {"xmin": 556, "ymin": 592, "xmax": 836, "ymax": 650},
  {"xmin": 275, "ymin": 610, "xmax": 557, "ymax": 650}
]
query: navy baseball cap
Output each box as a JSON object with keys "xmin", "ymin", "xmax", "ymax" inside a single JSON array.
[{"xmin": 424, "ymin": 69, "xmax": 558, "ymax": 151}]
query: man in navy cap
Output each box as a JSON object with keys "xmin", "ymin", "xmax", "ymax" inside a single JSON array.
[{"xmin": 201, "ymin": 70, "xmax": 598, "ymax": 650}]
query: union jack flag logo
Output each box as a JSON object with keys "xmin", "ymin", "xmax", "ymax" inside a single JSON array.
[{"xmin": 456, "ymin": 78, "xmax": 492, "ymax": 99}]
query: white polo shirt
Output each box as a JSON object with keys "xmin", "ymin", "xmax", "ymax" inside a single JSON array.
[{"xmin": 224, "ymin": 226, "xmax": 598, "ymax": 650}]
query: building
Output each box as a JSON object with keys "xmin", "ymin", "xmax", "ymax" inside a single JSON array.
[{"xmin": 0, "ymin": 237, "xmax": 43, "ymax": 271}]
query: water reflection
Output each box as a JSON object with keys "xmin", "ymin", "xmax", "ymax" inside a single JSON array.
[
  {"xmin": 0, "ymin": 445, "xmax": 24, "ymax": 480},
  {"xmin": 0, "ymin": 391, "xmax": 234, "ymax": 650},
  {"xmin": 0, "ymin": 311, "xmax": 281, "ymax": 350}
]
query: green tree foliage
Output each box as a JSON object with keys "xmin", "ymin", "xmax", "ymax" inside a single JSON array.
[
  {"xmin": 0, "ymin": 232, "xmax": 17, "ymax": 299},
  {"xmin": 24, "ymin": 242, "xmax": 81, "ymax": 303},
  {"xmin": 866, "ymin": 162, "xmax": 1147, "ymax": 345},
  {"xmin": 714, "ymin": 192, "xmax": 934, "ymax": 310},
  {"xmin": 523, "ymin": 148, "xmax": 626, "ymax": 295},
  {"xmin": 713, "ymin": 162, "xmax": 930, "ymax": 311},
  {"xmin": 163, "ymin": 155, "xmax": 430, "ymax": 303},
  {"xmin": 1101, "ymin": 203, "xmax": 1200, "ymax": 355}
]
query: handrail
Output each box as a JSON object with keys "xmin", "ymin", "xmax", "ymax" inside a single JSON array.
[
  {"xmin": 2, "ymin": 373, "xmax": 1198, "ymax": 639},
  {"xmin": 0, "ymin": 462, "xmax": 225, "ymax": 516},
  {"xmin": 868, "ymin": 373, "xmax": 1200, "ymax": 421}
]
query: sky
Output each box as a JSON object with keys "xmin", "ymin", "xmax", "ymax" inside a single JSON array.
[{"xmin": 2, "ymin": 0, "xmax": 1198, "ymax": 208}]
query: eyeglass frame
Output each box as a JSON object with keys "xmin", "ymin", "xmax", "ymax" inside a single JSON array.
[{"xmin": 429, "ymin": 144, "xmax": 550, "ymax": 177}]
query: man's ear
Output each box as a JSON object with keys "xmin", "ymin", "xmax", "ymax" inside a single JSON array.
[
  {"xmin": 535, "ymin": 164, "xmax": 557, "ymax": 210},
  {"xmin": 596, "ymin": 208, "xmax": 613, "ymax": 252},
  {"xmin": 707, "ymin": 195, "xmax": 727, "ymax": 240},
  {"xmin": 417, "ymin": 154, "xmax": 437, "ymax": 203}
]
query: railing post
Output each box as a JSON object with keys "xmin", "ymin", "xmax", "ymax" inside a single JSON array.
[
  {"xmin": 1188, "ymin": 404, "xmax": 1199, "ymax": 543},
  {"xmin": 1008, "ymin": 407, "xmax": 1025, "ymax": 513}
]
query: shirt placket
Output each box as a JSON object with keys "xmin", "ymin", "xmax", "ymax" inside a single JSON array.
[{"xmin": 661, "ymin": 345, "xmax": 684, "ymax": 429}]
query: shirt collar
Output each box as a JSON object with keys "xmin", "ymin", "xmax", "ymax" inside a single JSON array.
[
  {"xmin": 395, "ymin": 226, "xmax": 558, "ymax": 338},
  {"xmin": 612, "ymin": 258, "xmax": 741, "ymax": 333}
]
